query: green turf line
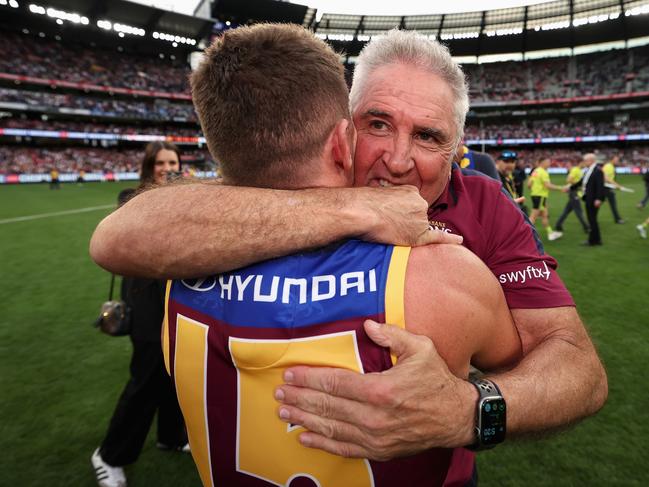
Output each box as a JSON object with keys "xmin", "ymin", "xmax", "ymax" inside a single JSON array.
[{"xmin": 0, "ymin": 205, "xmax": 114, "ymax": 224}]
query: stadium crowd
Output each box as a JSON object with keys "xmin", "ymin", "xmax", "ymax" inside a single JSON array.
[
  {"xmin": 0, "ymin": 118, "xmax": 202, "ymax": 138},
  {"xmin": 464, "ymin": 44, "xmax": 649, "ymax": 102},
  {"xmin": 1, "ymin": 29, "xmax": 648, "ymax": 178},
  {"xmin": 1, "ymin": 30, "xmax": 648, "ymax": 103},
  {"xmin": 464, "ymin": 118, "xmax": 649, "ymax": 139},
  {"xmin": 0, "ymin": 31, "xmax": 189, "ymax": 93},
  {"xmin": 1, "ymin": 144, "xmax": 646, "ymax": 175},
  {"xmin": 0, "ymin": 146, "xmax": 214, "ymax": 174},
  {"xmin": 0, "ymin": 88, "xmax": 197, "ymax": 122}
]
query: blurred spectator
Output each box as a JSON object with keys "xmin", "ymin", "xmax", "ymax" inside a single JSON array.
[
  {"xmin": 638, "ymin": 163, "xmax": 649, "ymax": 209},
  {"xmin": 602, "ymin": 155, "xmax": 625, "ymax": 224},
  {"xmin": 91, "ymin": 142, "xmax": 189, "ymax": 487},
  {"xmin": 513, "ymin": 159, "xmax": 528, "ymax": 215},
  {"xmin": 495, "ymin": 150, "xmax": 526, "ymax": 207},
  {"xmin": 0, "ymin": 146, "xmax": 215, "ymax": 174},
  {"xmin": 582, "ymin": 153, "xmax": 606, "ymax": 246},
  {"xmin": 527, "ymin": 157, "xmax": 567, "ymax": 241},
  {"xmin": 554, "ymin": 158, "xmax": 590, "ymax": 234}
]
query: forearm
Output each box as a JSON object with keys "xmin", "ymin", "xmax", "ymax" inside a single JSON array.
[
  {"xmin": 90, "ymin": 183, "xmax": 373, "ymax": 279},
  {"xmin": 484, "ymin": 308, "xmax": 608, "ymax": 437}
]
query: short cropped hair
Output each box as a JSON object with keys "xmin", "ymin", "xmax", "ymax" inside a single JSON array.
[
  {"xmin": 191, "ymin": 23, "xmax": 350, "ymax": 187},
  {"xmin": 350, "ymin": 29, "xmax": 469, "ymax": 143}
]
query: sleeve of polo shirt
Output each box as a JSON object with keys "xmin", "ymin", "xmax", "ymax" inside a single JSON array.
[{"xmin": 483, "ymin": 191, "xmax": 575, "ymax": 309}]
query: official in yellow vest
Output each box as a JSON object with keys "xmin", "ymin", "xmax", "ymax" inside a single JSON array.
[{"xmin": 527, "ymin": 158, "xmax": 567, "ymax": 241}]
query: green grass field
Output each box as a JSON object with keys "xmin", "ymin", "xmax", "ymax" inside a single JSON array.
[{"xmin": 0, "ymin": 176, "xmax": 647, "ymax": 486}]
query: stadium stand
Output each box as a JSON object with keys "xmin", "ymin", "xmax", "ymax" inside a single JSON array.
[
  {"xmin": 0, "ymin": 30, "xmax": 190, "ymax": 93},
  {"xmin": 0, "ymin": 146, "xmax": 213, "ymax": 175},
  {"xmin": 464, "ymin": 45, "xmax": 649, "ymax": 102},
  {"xmin": 0, "ymin": 0, "xmax": 647, "ymax": 180}
]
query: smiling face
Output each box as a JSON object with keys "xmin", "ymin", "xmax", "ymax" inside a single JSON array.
[
  {"xmin": 352, "ymin": 63, "xmax": 459, "ymax": 206},
  {"xmin": 153, "ymin": 148, "xmax": 180, "ymax": 185}
]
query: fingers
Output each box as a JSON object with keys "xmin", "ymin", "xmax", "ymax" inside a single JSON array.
[
  {"xmin": 298, "ymin": 432, "xmax": 370, "ymax": 459},
  {"xmin": 275, "ymin": 383, "xmax": 374, "ymax": 427},
  {"xmin": 413, "ymin": 227, "xmax": 463, "ymax": 246},
  {"xmin": 275, "ymin": 393, "xmax": 394, "ymax": 461},
  {"xmin": 364, "ymin": 320, "xmax": 439, "ymax": 361},
  {"xmin": 281, "ymin": 365, "xmax": 380, "ymax": 402},
  {"xmin": 277, "ymin": 400, "xmax": 369, "ymax": 450}
]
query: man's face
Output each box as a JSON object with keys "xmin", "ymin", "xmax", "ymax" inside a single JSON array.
[
  {"xmin": 351, "ymin": 63, "xmax": 458, "ymax": 206},
  {"xmin": 497, "ymin": 159, "xmax": 516, "ymax": 175}
]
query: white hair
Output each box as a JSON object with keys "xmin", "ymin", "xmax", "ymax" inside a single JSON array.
[{"xmin": 349, "ymin": 29, "xmax": 470, "ymax": 143}]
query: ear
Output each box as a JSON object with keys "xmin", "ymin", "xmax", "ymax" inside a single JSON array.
[{"xmin": 331, "ymin": 118, "xmax": 354, "ymax": 173}]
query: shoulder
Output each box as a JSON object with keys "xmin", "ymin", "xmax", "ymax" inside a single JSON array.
[
  {"xmin": 454, "ymin": 166, "xmax": 519, "ymax": 213},
  {"xmin": 406, "ymin": 244, "xmax": 495, "ymax": 298},
  {"xmin": 454, "ymin": 165, "xmax": 502, "ymax": 193},
  {"xmin": 404, "ymin": 244, "xmax": 508, "ymax": 373}
]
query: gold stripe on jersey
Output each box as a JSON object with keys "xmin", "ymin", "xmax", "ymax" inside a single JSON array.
[
  {"xmin": 162, "ymin": 280, "xmax": 172, "ymax": 376},
  {"xmin": 229, "ymin": 333, "xmax": 373, "ymax": 486},
  {"xmin": 385, "ymin": 245, "xmax": 411, "ymax": 365},
  {"xmin": 175, "ymin": 315, "xmax": 214, "ymax": 487}
]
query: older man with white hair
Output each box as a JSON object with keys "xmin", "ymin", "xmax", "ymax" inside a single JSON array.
[{"xmin": 91, "ymin": 28, "xmax": 607, "ymax": 484}]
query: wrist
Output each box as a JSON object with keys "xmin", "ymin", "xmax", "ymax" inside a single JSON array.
[
  {"xmin": 304, "ymin": 188, "xmax": 369, "ymax": 241},
  {"xmin": 455, "ymin": 379, "xmax": 480, "ymax": 447},
  {"xmin": 339, "ymin": 187, "xmax": 381, "ymax": 240}
]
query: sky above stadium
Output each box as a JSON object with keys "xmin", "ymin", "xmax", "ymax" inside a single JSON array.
[{"xmin": 133, "ymin": 0, "xmax": 555, "ymax": 17}]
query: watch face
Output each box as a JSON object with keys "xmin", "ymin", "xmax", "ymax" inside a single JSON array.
[{"xmin": 481, "ymin": 398, "xmax": 506, "ymax": 445}]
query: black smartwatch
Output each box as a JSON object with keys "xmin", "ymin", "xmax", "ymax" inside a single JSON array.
[{"xmin": 467, "ymin": 378, "xmax": 506, "ymax": 450}]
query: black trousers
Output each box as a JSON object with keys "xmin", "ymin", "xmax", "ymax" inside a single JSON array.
[
  {"xmin": 100, "ymin": 339, "xmax": 187, "ymax": 467},
  {"xmin": 586, "ymin": 202, "xmax": 602, "ymax": 245},
  {"xmin": 604, "ymin": 188, "xmax": 622, "ymax": 222},
  {"xmin": 640, "ymin": 183, "xmax": 649, "ymax": 208},
  {"xmin": 555, "ymin": 191, "xmax": 589, "ymax": 231}
]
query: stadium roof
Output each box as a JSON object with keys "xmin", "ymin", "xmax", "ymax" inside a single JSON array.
[
  {"xmin": 293, "ymin": 0, "xmax": 555, "ymax": 16},
  {"xmin": 36, "ymin": 0, "xmax": 213, "ymax": 38}
]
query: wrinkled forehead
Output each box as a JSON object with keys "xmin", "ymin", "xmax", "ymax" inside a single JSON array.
[{"xmin": 353, "ymin": 62, "xmax": 453, "ymax": 110}]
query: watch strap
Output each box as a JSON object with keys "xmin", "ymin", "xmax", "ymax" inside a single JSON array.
[
  {"xmin": 467, "ymin": 378, "xmax": 505, "ymax": 451},
  {"xmin": 472, "ymin": 378, "xmax": 502, "ymax": 397}
]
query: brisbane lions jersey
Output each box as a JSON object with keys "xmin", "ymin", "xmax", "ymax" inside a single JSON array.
[{"xmin": 163, "ymin": 239, "xmax": 468, "ymax": 487}]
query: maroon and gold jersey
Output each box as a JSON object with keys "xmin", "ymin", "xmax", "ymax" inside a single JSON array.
[{"xmin": 163, "ymin": 240, "xmax": 470, "ymax": 486}]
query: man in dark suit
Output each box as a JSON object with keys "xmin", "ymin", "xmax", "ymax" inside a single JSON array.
[{"xmin": 581, "ymin": 153, "xmax": 606, "ymax": 246}]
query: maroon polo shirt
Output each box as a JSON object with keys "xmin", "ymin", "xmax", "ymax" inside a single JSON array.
[{"xmin": 428, "ymin": 165, "xmax": 575, "ymax": 309}]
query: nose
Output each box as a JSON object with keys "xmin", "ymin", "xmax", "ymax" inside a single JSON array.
[{"xmin": 383, "ymin": 133, "xmax": 414, "ymax": 176}]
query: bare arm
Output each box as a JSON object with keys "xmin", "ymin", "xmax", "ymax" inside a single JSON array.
[
  {"xmin": 90, "ymin": 183, "xmax": 461, "ymax": 279},
  {"xmin": 486, "ymin": 307, "xmax": 608, "ymax": 435},
  {"xmin": 544, "ymin": 180, "xmax": 567, "ymax": 191},
  {"xmin": 405, "ymin": 244, "xmax": 521, "ymax": 374}
]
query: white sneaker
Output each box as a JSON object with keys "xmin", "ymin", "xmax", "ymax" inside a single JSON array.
[
  {"xmin": 548, "ymin": 231, "xmax": 563, "ymax": 241},
  {"xmin": 91, "ymin": 448, "xmax": 127, "ymax": 487},
  {"xmin": 637, "ymin": 224, "xmax": 647, "ymax": 239}
]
